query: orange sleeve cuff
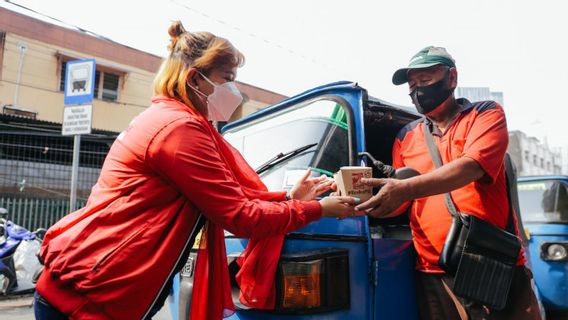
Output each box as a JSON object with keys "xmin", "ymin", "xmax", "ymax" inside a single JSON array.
[{"xmin": 462, "ymin": 152, "xmax": 498, "ymax": 183}]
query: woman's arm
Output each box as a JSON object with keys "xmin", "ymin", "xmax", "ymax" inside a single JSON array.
[{"xmin": 147, "ymin": 118, "xmax": 321, "ymax": 239}]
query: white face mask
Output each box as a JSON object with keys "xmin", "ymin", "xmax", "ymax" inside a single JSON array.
[{"xmin": 190, "ymin": 72, "xmax": 243, "ymax": 122}]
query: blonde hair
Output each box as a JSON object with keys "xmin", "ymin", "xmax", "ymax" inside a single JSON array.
[{"xmin": 153, "ymin": 21, "xmax": 245, "ymax": 107}]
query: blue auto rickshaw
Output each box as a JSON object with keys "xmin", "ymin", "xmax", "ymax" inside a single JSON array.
[
  {"xmin": 518, "ymin": 176, "xmax": 568, "ymax": 318},
  {"xmin": 169, "ymin": 81, "xmax": 538, "ymax": 319}
]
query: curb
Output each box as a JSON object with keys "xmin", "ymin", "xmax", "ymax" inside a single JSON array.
[{"xmin": 0, "ymin": 294, "xmax": 34, "ymax": 310}]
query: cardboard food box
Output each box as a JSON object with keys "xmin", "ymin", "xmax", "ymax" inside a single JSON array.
[{"xmin": 333, "ymin": 166, "xmax": 373, "ymax": 202}]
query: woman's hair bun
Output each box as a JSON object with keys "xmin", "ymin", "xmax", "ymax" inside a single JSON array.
[{"xmin": 168, "ymin": 20, "xmax": 187, "ymax": 52}]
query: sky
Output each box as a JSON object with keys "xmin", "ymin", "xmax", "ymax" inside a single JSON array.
[{"xmin": 2, "ymin": 0, "xmax": 567, "ymax": 149}]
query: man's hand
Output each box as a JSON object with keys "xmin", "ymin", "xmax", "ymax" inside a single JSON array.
[
  {"xmin": 289, "ymin": 168, "xmax": 333, "ymax": 201},
  {"xmin": 355, "ymin": 178, "xmax": 413, "ymax": 218}
]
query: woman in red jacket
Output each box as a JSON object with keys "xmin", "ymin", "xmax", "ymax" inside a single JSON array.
[{"xmin": 34, "ymin": 21, "xmax": 357, "ymax": 319}]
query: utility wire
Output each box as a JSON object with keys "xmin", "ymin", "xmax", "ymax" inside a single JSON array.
[
  {"xmin": 169, "ymin": 0, "xmax": 351, "ymax": 78},
  {"xmin": 2, "ymin": 0, "xmax": 139, "ymax": 50},
  {"xmin": 2, "ymin": 0, "xmax": 115, "ymax": 42},
  {"xmin": 3, "ymin": 0, "xmax": 351, "ymax": 79}
]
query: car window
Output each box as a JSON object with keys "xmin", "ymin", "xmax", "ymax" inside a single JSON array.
[
  {"xmin": 518, "ymin": 180, "xmax": 568, "ymax": 223},
  {"xmin": 224, "ymin": 99, "xmax": 350, "ymax": 192}
]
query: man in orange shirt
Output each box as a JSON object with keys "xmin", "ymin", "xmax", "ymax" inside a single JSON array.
[{"xmin": 356, "ymin": 46, "xmax": 541, "ymax": 319}]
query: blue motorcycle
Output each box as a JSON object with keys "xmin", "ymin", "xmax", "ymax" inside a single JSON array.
[{"xmin": 0, "ymin": 207, "xmax": 45, "ymax": 297}]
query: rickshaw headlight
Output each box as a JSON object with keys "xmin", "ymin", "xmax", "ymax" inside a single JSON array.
[{"xmin": 541, "ymin": 242, "xmax": 568, "ymax": 261}]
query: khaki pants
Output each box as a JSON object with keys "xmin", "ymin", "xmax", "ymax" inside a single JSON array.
[{"xmin": 415, "ymin": 266, "xmax": 542, "ymax": 320}]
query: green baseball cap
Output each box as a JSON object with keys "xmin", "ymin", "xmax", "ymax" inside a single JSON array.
[{"xmin": 392, "ymin": 46, "xmax": 456, "ymax": 85}]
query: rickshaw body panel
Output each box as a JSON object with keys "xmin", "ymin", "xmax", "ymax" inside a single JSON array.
[
  {"xmin": 518, "ymin": 176, "xmax": 568, "ymax": 312},
  {"xmin": 221, "ymin": 82, "xmax": 419, "ymax": 319}
]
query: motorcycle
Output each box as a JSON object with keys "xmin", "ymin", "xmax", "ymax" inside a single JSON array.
[{"xmin": 0, "ymin": 207, "xmax": 45, "ymax": 297}]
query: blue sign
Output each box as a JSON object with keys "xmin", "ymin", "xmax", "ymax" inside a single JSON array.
[{"xmin": 64, "ymin": 59, "xmax": 96, "ymax": 105}]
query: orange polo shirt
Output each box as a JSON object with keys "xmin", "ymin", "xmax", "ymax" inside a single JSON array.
[{"xmin": 392, "ymin": 98, "xmax": 525, "ymax": 273}]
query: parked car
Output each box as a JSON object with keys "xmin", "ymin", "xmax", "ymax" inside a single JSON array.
[
  {"xmin": 169, "ymin": 81, "xmax": 537, "ymax": 319},
  {"xmin": 518, "ymin": 176, "xmax": 568, "ymax": 318}
]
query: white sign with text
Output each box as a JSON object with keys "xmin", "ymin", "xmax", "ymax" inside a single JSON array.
[{"xmin": 62, "ymin": 104, "xmax": 92, "ymax": 135}]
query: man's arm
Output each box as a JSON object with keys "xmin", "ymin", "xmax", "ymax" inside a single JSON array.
[
  {"xmin": 358, "ymin": 103, "xmax": 508, "ymax": 217},
  {"xmin": 356, "ymin": 157, "xmax": 484, "ymax": 217},
  {"xmin": 406, "ymin": 156, "xmax": 484, "ymax": 199}
]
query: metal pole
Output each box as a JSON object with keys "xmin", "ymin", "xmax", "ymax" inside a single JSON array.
[
  {"xmin": 14, "ymin": 43, "xmax": 27, "ymax": 106},
  {"xmin": 70, "ymin": 134, "xmax": 81, "ymax": 212}
]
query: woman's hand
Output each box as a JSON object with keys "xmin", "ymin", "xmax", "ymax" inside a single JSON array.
[
  {"xmin": 289, "ymin": 168, "xmax": 333, "ymax": 201},
  {"xmin": 319, "ymin": 196, "xmax": 360, "ymax": 219},
  {"xmin": 329, "ymin": 181, "xmax": 338, "ymax": 196}
]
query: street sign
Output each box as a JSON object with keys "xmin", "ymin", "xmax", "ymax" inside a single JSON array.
[
  {"xmin": 62, "ymin": 104, "xmax": 92, "ymax": 135},
  {"xmin": 64, "ymin": 59, "xmax": 96, "ymax": 105},
  {"xmin": 62, "ymin": 59, "xmax": 96, "ymax": 212}
]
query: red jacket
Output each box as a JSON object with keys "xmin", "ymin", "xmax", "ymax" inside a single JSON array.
[{"xmin": 37, "ymin": 96, "xmax": 321, "ymax": 319}]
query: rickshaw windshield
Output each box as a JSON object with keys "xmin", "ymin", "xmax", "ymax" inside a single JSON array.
[
  {"xmin": 518, "ymin": 180, "xmax": 568, "ymax": 223},
  {"xmin": 223, "ymin": 99, "xmax": 350, "ymax": 192}
]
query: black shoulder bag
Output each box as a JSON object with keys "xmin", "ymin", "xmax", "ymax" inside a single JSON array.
[{"xmin": 423, "ymin": 122, "xmax": 521, "ymax": 310}]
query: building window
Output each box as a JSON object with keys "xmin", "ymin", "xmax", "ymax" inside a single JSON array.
[
  {"xmin": 540, "ymin": 158, "xmax": 544, "ymax": 169},
  {"xmin": 59, "ymin": 62, "xmax": 66, "ymax": 92},
  {"xmin": 524, "ymin": 151, "xmax": 529, "ymax": 161},
  {"xmin": 102, "ymin": 73, "xmax": 119, "ymax": 101},
  {"xmin": 533, "ymin": 155, "xmax": 537, "ymax": 166},
  {"xmin": 93, "ymin": 71, "xmax": 101, "ymax": 98},
  {"xmin": 59, "ymin": 61, "xmax": 120, "ymax": 102}
]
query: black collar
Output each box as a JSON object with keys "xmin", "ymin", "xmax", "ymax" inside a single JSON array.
[{"xmin": 424, "ymin": 98, "xmax": 473, "ymax": 137}]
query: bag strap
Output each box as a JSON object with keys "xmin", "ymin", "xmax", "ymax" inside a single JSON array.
[
  {"xmin": 423, "ymin": 120, "xmax": 460, "ymax": 218},
  {"xmin": 503, "ymin": 161, "xmax": 517, "ymax": 235},
  {"xmin": 423, "ymin": 120, "xmax": 516, "ymax": 233}
]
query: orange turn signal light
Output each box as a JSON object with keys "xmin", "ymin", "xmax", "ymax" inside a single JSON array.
[
  {"xmin": 281, "ymin": 260, "xmax": 322, "ymax": 309},
  {"xmin": 275, "ymin": 248, "xmax": 350, "ymax": 314}
]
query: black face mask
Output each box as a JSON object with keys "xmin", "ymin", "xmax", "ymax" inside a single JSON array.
[{"xmin": 409, "ymin": 70, "xmax": 454, "ymax": 114}]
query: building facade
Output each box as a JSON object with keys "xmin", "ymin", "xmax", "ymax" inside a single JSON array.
[
  {"xmin": 0, "ymin": 6, "xmax": 286, "ymax": 133},
  {"xmin": 455, "ymin": 87, "xmax": 504, "ymax": 105},
  {"xmin": 562, "ymin": 147, "xmax": 568, "ymax": 176},
  {"xmin": 508, "ymin": 130, "xmax": 563, "ymax": 176},
  {"xmin": 0, "ymin": 6, "xmax": 287, "ymax": 230},
  {"xmin": 454, "ymin": 87, "xmax": 565, "ymax": 175}
]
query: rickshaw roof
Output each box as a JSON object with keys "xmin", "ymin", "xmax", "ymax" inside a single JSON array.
[
  {"xmin": 518, "ymin": 175, "xmax": 568, "ymax": 182},
  {"xmin": 223, "ymin": 81, "xmax": 419, "ymax": 132}
]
